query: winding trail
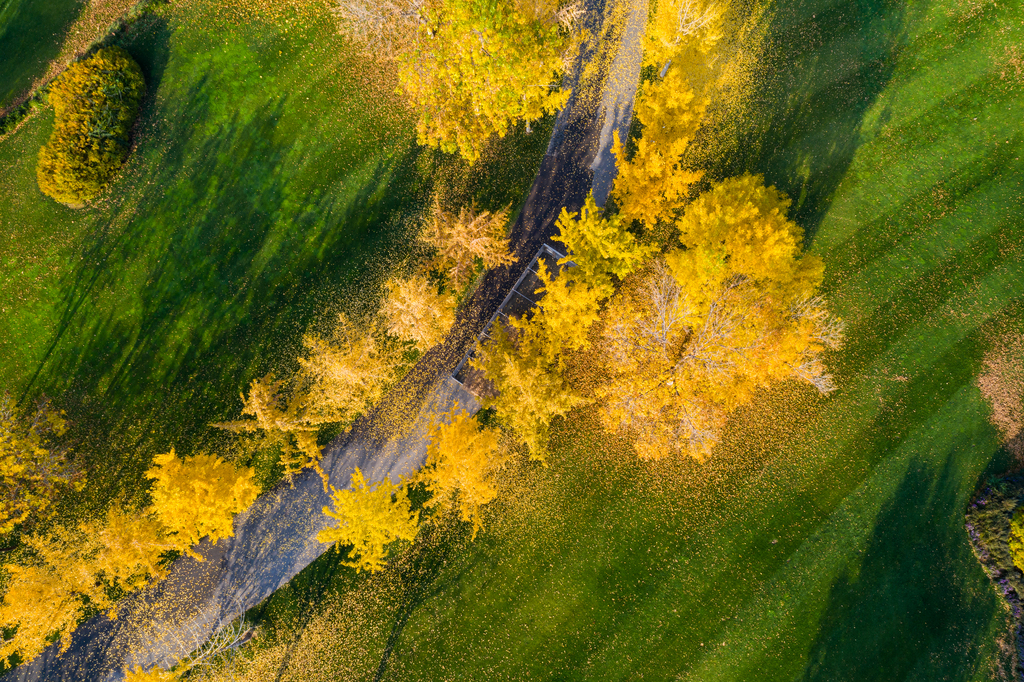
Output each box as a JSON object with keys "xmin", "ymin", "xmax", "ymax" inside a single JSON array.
[{"xmin": 6, "ymin": 1, "xmax": 646, "ymax": 679}]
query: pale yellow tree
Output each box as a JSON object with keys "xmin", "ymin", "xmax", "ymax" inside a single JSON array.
[
  {"xmin": 215, "ymin": 313, "xmax": 401, "ymax": 483},
  {"xmin": 147, "ymin": 450, "xmax": 259, "ymax": 560},
  {"xmin": 421, "ymin": 198, "xmax": 515, "ymax": 289},
  {"xmin": 418, "ymin": 409, "xmax": 508, "ymax": 537},
  {"xmin": 382, "ymin": 274, "xmax": 457, "ymax": 352},
  {"xmin": 0, "ymin": 392, "xmax": 82, "ymax": 534},
  {"xmin": 598, "ymin": 175, "xmax": 843, "ymax": 461},
  {"xmin": 317, "ymin": 468, "xmax": 420, "ymax": 573}
]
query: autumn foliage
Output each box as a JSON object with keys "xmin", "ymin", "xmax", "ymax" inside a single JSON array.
[
  {"xmin": 0, "ymin": 393, "xmax": 81, "ymax": 535},
  {"xmin": 336, "ymin": 0, "xmax": 573, "ymax": 161},
  {"xmin": 317, "ymin": 468, "xmax": 420, "ymax": 572},
  {"xmin": 36, "ymin": 46, "xmax": 145, "ymax": 206},
  {"xmin": 418, "ymin": 409, "xmax": 508, "ymax": 537},
  {"xmin": 421, "ymin": 198, "xmax": 515, "ymax": 289},
  {"xmin": 597, "ymin": 174, "xmax": 841, "ymax": 460},
  {"xmin": 382, "ymin": 275, "xmax": 457, "ymax": 352},
  {"xmin": 147, "ymin": 450, "xmax": 259, "ymax": 559},
  {"xmin": 0, "ymin": 508, "xmax": 175, "ymax": 663}
]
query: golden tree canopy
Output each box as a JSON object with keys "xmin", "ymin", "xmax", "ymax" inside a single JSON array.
[
  {"xmin": 419, "ymin": 409, "xmax": 508, "ymax": 537},
  {"xmin": 147, "ymin": 450, "xmax": 259, "ymax": 559},
  {"xmin": 0, "ymin": 507, "xmax": 173, "ymax": 663},
  {"xmin": 421, "ymin": 198, "xmax": 515, "ymax": 289},
  {"xmin": 382, "ymin": 274, "xmax": 457, "ymax": 352},
  {"xmin": 317, "ymin": 467, "xmax": 420, "ymax": 573},
  {"xmin": 597, "ymin": 175, "xmax": 843, "ymax": 461}
]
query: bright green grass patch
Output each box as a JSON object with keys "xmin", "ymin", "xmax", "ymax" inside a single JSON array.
[
  {"xmin": 242, "ymin": 0, "xmax": 1024, "ymax": 678},
  {"xmin": 0, "ymin": 2, "xmax": 550, "ymax": 512},
  {"xmin": 0, "ymin": 0, "xmax": 83, "ymax": 109}
]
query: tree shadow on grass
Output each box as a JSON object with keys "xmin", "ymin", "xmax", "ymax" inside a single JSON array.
[
  {"xmin": 20, "ymin": 55, "xmax": 428, "ymax": 509},
  {"xmin": 713, "ymin": 0, "xmax": 913, "ymax": 240},
  {"xmin": 801, "ymin": 451, "xmax": 1004, "ymax": 681}
]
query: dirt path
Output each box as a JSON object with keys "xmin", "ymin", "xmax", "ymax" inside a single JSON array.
[{"xmin": 6, "ymin": 2, "xmax": 647, "ymax": 679}]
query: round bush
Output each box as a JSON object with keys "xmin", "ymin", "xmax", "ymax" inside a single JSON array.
[{"xmin": 36, "ymin": 46, "xmax": 145, "ymax": 207}]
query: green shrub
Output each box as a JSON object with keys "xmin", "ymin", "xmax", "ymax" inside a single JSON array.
[{"xmin": 36, "ymin": 46, "xmax": 145, "ymax": 207}]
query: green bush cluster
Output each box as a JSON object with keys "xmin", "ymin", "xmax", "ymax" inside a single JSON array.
[{"xmin": 36, "ymin": 46, "xmax": 145, "ymax": 207}]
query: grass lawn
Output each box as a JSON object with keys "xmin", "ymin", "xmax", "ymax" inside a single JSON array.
[
  {"xmin": 0, "ymin": 0, "xmax": 84, "ymax": 109},
  {"xmin": 0, "ymin": 0, "xmax": 550, "ymax": 512},
  {"xmin": 231, "ymin": 0, "xmax": 1024, "ymax": 679}
]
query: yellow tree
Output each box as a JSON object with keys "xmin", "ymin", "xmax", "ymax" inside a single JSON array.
[
  {"xmin": 0, "ymin": 507, "xmax": 173, "ymax": 663},
  {"xmin": 421, "ymin": 198, "xmax": 515, "ymax": 289},
  {"xmin": 317, "ymin": 468, "xmax": 420, "ymax": 573},
  {"xmin": 471, "ymin": 194, "xmax": 654, "ymax": 458},
  {"xmin": 36, "ymin": 46, "xmax": 145, "ymax": 206},
  {"xmin": 418, "ymin": 409, "xmax": 508, "ymax": 537},
  {"xmin": 611, "ymin": 66, "xmax": 708, "ymax": 230},
  {"xmin": 122, "ymin": 667, "xmax": 178, "ymax": 682},
  {"xmin": 382, "ymin": 274, "xmax": 457, "ymax": 352},
  {"xmin": 598, "ymin": 175, "xmax": 843, "ymax": 460},
  {"xmin": 147, "ymin": 450, "xmax": 259, "ymax": 559},
  {"xmin": 337, "ymin": 0, "xmax": 573, "ymax": 162},
  {"xmin": 0, "ymin": 392, "xmax": 81, "ymax": 534},
  {"xmin": 215, "ymin": 313, "xmax": 401, "ymax": 484}
]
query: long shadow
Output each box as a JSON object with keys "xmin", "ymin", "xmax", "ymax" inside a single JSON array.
[
  {"xmin": 801, "ymin": 451, "xmax": 1002, "ymax": 681},
  {"xmin": 712, "ymin": 0, "xmax": 912, "ymax": 240},
  {"xmin": 18, "ymin": 17, "xmax": 430, "ymax": 510}
]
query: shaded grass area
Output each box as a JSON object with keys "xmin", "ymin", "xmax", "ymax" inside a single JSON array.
[
  {"xmin": 0, "ymin": 0, "xmax": 84, "ymax": 109},
  {"xmin": 0, "ymin": 1, "xmax": 552, "ymax": 516},
  {"xmin": 238, "ymin": 0, "xmax": 1024, "ymax": 679}
]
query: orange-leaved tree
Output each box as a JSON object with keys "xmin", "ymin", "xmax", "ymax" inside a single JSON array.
[
  {"xmin": 317, "ymin": 468, "xmax": 420, "ymax": 573},
  {"xmin": 418, "ymin": 409, "xmax": 508, "ymax": 537},
  {"xmin": 421, "ymin": 198, "xmax": 515, "ymax": 290},
  {"xmin": 598, "ymin": 174, "xmax": 843, "ymax": 460},
  {"xmin": 147, "ymin": 450, "xmax": 259, "ymax": 559}
]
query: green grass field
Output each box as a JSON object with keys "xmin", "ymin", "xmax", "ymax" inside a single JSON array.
[
  {"xmin": 0, "ymin": 0, "xmax": 84, "ymax": 109},
  {"xmin": 0, "ymin": 1, "xmax": 550, "ymax": 510},
  {"xmin": 230, "ymin": 0, "xmax": 1024, "ymax": 679}
]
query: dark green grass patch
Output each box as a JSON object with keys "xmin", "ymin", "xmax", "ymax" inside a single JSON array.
[
  {"xmin": 244, "ymin": 0, "xmax": 1024, "ymax": 679},
  {"xmin": 0, "ymin": 0, "xmax": 84, "ymax": 109}
]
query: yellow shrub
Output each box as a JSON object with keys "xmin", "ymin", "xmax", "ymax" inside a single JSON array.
[{"xmin": 36, "ymin": 46, "xmax": 145, "ymax": 206}]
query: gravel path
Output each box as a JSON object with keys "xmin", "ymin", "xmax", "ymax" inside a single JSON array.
[{"xmin": 6, "ymin": 2, "xmax": 647, "ymax": 679}]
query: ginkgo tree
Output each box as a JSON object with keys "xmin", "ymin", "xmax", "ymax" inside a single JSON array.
[
  {"xmin": 472, "ymin": 194, "xmax": 655, "ymax": 459},
  {"xmin": 215, "ymin": 312, "xmax": 403, "ymax": 484},
  {"xmin": 417, "ymin": 409, "xmax": 508, "ymax": 537},
  {"xmin": 146, "ymin": 450, "xmax": 259, "ymax": 559},
  {"xmin": 317, "ymin": 468, "xmax": 420, "ymax": 573},
  {"xmin": 382, "ymin": 274, "xmax": 457, "ymax": 353},
  {"xmin": 598, "ymin": 174, "xmax": 843, "ymax": 460},
  {"xmin": 336, "ymin": 0, "xmax": 577, "ymax": 162}
]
